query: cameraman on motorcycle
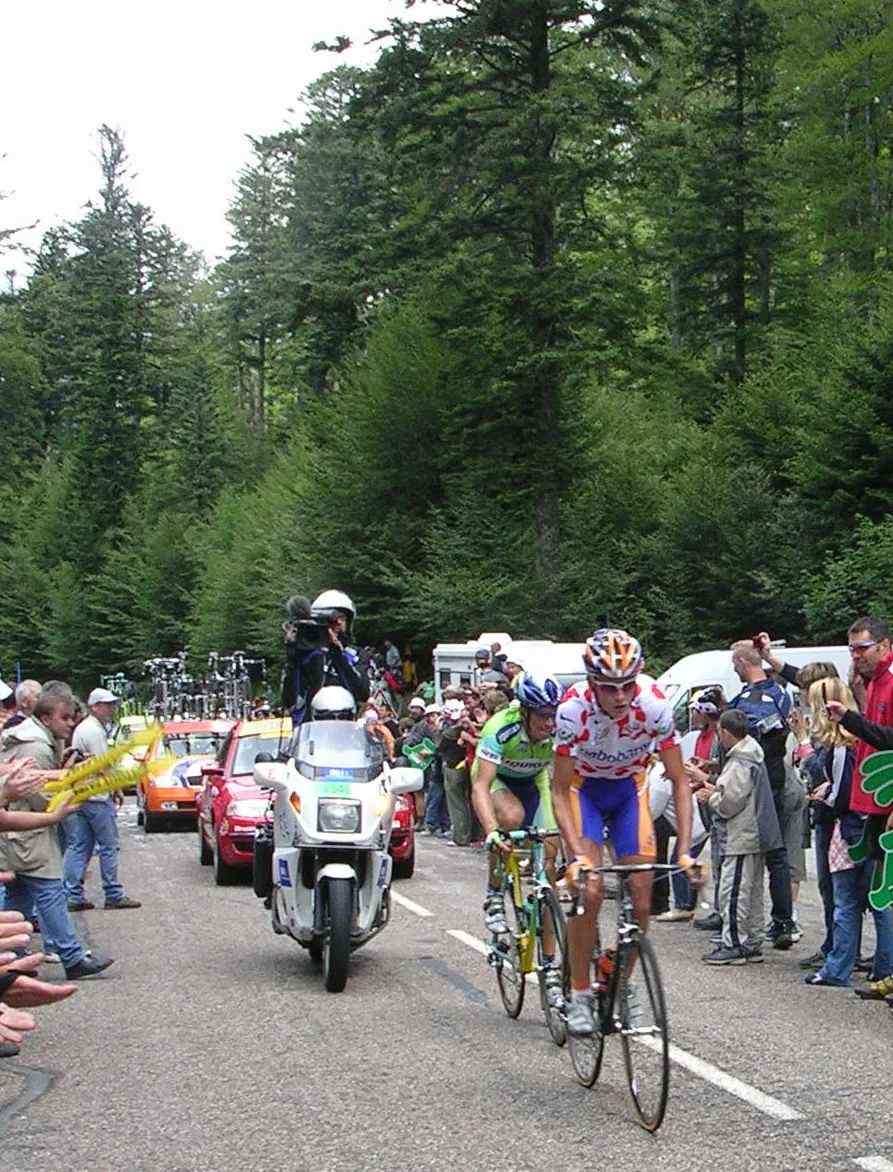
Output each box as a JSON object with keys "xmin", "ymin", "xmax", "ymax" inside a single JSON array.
[{"xmin": 281, "ymin": 590, "xmax": 370, "ymax": 727}]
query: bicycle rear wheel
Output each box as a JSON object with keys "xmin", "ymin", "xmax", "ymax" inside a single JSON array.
[
  {"xmin": 563, "ymin": 950, "xmax": 604, "ymax": 1086},
  {"xmin": 494, "ymin": 890, "xmax": 527, "ymax": 1019},
  {"xmin": 536, "ymin": 888, "xmax": 567, "ymax": 1047},
  {"xmin": 618, "ymin": 933, "xmax": 670, "ymax": 1131}
]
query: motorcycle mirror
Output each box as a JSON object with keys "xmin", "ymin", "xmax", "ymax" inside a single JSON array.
[
  {"xmin": 253, "ymin": 761, "xmax": 289, "ymax": 791},
  {"xmin": 387, "ymin": 766, "xmax": 425, "ymax": 796}
]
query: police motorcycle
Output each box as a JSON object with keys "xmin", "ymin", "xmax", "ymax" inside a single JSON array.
[{"xmin": 252, "ymin": 687, "xmax": 423, "ymax": 992}]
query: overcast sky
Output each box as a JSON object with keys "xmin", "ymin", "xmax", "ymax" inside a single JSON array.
[{"xmin": 1, "ymin": 0, "xmax": 421, "ymax": 275}]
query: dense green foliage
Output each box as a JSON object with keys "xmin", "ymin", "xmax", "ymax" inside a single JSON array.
[{"xmin": 4, "ymin": 1, "xmax": 893, "ymax": 689}]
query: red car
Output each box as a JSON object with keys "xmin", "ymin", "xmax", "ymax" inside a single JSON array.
[
  {"xmin": 197, "ymin": 718, "xmax": 290, "ymax": 885},
  {"xmin": 390, "ymin": 793, "xmax": 415, "ymax": 879}
]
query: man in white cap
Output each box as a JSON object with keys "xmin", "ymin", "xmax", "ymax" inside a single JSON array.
[
  {"xmin": 63, "ymin": 687, "xmax": 140, "ymax": 911},
  {"xmin": 407, "ymin": 696, "xmax": 426, "ymax": 721}
]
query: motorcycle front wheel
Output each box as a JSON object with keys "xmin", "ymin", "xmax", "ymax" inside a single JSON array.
[{"xmin": 323, "ymin": 878, "xmax": 352, "ymax": 993}]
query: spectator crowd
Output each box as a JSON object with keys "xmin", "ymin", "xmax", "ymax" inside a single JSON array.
[{"xmin": 0, "ymin": 677, "xmax": 140, "ymax": 1060}]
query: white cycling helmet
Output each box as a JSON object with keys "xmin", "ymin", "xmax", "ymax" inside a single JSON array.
[
  {"xmin": 310, "ymin": 686, "xmax": 357, "ymax": 721},
  {"xmin": 311, "ymin": 590, "xmax": 356, "ymax": 622}
]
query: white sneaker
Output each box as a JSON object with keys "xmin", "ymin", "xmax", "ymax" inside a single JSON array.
[
  {"xmin": 483, "ymin": 893, "xmax": 509, "ymax": 936},
  {"xmin": 566, "ymin": 992, "xmax": 596, "ymax": 1036},
  {"xmin": 655, "ymin": 908, "xmax": 693, "ymax": 923}
]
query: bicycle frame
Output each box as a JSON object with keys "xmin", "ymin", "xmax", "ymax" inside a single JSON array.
[{"xmin": 490, "ymin": 829, "xmax": 559, "ymax": 974}]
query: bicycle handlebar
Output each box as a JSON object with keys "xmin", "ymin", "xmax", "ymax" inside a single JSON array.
[{"xmin": 487, "ymin": 828, "xmax": 562, "ymax": 847}]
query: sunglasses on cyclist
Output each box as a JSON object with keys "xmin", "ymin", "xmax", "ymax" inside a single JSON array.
[
  {"xmin": 529, "ymin": 706, "xmax": 557, "ymax": 718},
  {"xmin": 590, "ymin": 678, "xmax": 637, "ymax": 694},
  {"xmin": 849, "ymin": 639, "xmax": 879, "ymax": 653}
]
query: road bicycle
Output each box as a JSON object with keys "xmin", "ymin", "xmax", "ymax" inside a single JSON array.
[
  {"xmin": 487, "ymin": 828, "xmax": 567, "ymax": 1046},
  {"xmin": 562, "ymin": 862, "xmax": 676, "ymax": 1132}
]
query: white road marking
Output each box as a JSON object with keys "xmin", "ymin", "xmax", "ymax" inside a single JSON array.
[
  {"xmin": 645, "ymin": 1040, "xmax": 802, "ymax": 1120},
  {"xmin": 854, "ymin": 1158, "xmax": 893, "ymax": 1172},
  {"xmin": 447, "ymin": 928, "xmax": 801, "ymax": 1120},
  {"xmin": 447, "ymin": 929, "xmax": 489, "ymax": 956},
  {"xmin": 390, "ymin": 890, "xmax": 434, "ymax": 918}
]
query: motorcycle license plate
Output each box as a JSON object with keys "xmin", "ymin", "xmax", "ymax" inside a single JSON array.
[{"xmin": 317, "ymin": 781, "xmax": 353, "ymax": 797}]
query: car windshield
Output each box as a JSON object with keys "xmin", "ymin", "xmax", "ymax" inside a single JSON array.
[
  {"xmin": 163, "ymin": 733, "xmax": 226, "ymax": 758},
  {"xmin": 290, "ymin": 721, "xmax": 385, "ymax": 782},
  {"xmin": 232, "ymin": 734, "xmax": 287, "ymax": 776}
]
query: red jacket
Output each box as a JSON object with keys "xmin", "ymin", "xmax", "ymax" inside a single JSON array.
[{"xmin": 851, "ymin": 652, "xmax": 893, "ymax": 815}]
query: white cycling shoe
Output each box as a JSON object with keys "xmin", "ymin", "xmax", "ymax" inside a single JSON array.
[{"xmin": 566, "ymin": 992, "xmax": 596, "ymax": 1036}]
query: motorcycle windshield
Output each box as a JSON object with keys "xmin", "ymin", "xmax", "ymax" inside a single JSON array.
[{"xmin": 291, "ymin": 721, "xmax": 385, "ymax": 782}]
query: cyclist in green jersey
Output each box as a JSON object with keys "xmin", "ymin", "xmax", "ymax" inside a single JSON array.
[{"xmin": 471, "ymin": 672, "xmax": 563, "ymax": 1004}]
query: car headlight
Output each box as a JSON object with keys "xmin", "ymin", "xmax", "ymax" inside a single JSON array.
[
  {"xmin": 225, "ymin": 799, "xmax": 269, "ymax": 819},
  {"xmin": 318, "ymin": 800, "xmax": 361, "ymax": 834}
]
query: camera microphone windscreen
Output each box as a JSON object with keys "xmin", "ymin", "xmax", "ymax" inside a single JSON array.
[{"xmin": 286, "ymin": 595, "xmax": 312, "ymax": 620}]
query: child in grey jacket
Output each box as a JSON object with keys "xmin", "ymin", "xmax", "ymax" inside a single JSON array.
[{"xmin": 701, "ymin": 709, "xmax": 784, "ymax": 965}]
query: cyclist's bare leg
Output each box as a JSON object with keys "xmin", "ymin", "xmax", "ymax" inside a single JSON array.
[
  {"xmin": 567, "ymin": 836, "xmax": 603, "ymax": 988},
  {"xmin": 487, "ymin": 789, "xmax": 524, "ymax": 888}
]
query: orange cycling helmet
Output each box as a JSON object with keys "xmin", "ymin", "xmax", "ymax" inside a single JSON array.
[{"xmin": 583, "ymin": 628, "xmax": 643, "ymax": 681}]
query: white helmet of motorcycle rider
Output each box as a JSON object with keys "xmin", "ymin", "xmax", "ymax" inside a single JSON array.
[
  {"xmin": 310, "ymin": 686, "xmax": 357, "ymax": 721},
  {"xmin": 311, "ymin": 589, "xmax": 356, "ymax": 641}
]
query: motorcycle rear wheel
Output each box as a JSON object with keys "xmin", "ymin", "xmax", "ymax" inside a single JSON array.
[{"xmin": 323, "ymin": 878, "xmax": 352, "ymax": 992}]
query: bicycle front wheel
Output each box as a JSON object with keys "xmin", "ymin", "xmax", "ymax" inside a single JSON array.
[
  {"xmin": 618, "ymin": 933, "xmax": 670, "ymax": 1132},
  {"xmin": 536, "ymin": 888, "xmax": 567, "ymax": 1047},
  {"xmin": 494, "ymin": 893, "xmax": 527, "ymax": 1019}
]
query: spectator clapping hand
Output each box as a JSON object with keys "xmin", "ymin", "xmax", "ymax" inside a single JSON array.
[
  {"xmin": 0, "ymin": 954, "xmax": 77, "ymax": 1007},
  {"xmin": 0, "ymin": 758, "xmax": 45, "ymax": 806},
  {"xmin": 0, "ymin": 1005, "xmax": 35, "ymax": 1045}
]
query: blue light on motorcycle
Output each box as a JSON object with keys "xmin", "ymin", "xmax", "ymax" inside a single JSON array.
[{"xmin": 317, "ymin": 799, "xmax": 361, "ymax": 834}]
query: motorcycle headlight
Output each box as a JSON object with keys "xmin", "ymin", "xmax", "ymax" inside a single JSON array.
[{"xmin": 318, "ymin": 799, "xmax": 361, "ymax": 834}]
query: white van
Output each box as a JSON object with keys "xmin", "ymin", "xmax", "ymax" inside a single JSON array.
[
  {"xmin": 432, "ymin": 632, "xmax": 586, "ymax": 703},
  {"xmin": 656, "ymin": 644, "xmax": 851, "ymax": 754}
]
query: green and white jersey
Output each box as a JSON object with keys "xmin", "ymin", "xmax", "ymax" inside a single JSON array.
[{"xmin": 473, "ymin": 702, "xmax": 553, "ymax": 783}]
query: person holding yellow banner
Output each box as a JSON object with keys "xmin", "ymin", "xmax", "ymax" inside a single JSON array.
[
  {"xmin": 0, "ymin": 682, "xmax": 114, "ymax": 981},
  {"xmin": 63, "ymin": 688, "xmax": 141, "ymax": 913}
]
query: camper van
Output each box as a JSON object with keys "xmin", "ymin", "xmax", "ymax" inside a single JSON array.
[
  {"xmin": 432, "ymin": 633, "xmax": 586, "ymax": 703},
  {"xmin": 656, "ymin": 644, "xmax": 852, "ymax": 755}
]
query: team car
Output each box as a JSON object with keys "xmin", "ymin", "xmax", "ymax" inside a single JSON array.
[{"xmin": 136, "ymin": 719, "xmax": 235, "ymax": 833}]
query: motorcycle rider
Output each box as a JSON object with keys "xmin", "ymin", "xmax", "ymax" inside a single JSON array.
[
  {"xmin": 309, "ymin": 686, "xmax": 359, "ymax": 722},
  {"xmin": 281, "ymin": 591, "xmax": 370, "ymax": 726}
]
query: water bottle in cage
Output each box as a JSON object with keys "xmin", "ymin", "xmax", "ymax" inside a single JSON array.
[{"xmin": 596, "ymin": 947, "xmax": 615, "ymax": 995}]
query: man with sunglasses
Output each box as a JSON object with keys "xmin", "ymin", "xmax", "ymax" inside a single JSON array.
[{"xmin": 551, "ymin": 629, "xmax": 694, "ymax": 1037}]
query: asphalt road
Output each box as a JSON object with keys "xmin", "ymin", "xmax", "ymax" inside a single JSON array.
[{"xmin": 2, "ymin": 804, "xmax": 893, "ymax": 1172}]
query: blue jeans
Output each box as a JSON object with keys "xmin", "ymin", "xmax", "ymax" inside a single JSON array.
[
  {"xmin": 813, "ymin": 820, "xmax": 834, "ymax": 956},
  {"xmin": 820, "ymin": 862, "xmax": 893, "ymax": 985},
  {"xmin": 3, "ymin": 874, "xmax": 86, "ymax": 968},
  {"xmin": 670, "ymin": 838, "xmax": 707, "ymax": 909},
  {"xmin": 63, "ymin": 800, "xmax": 124, "ymax": 904},
  {"xmin": 425, "ymin": 778, "xmax": 450, "ymax": 832}
]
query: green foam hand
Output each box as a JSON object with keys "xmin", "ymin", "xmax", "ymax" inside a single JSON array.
[
  {"xmin": 859, "ymin": 751, "xmax": 893, "ymax": 809},
  {"xmin": 868, "ymin": 831, "xmax": 893, "ymax": 911},
  {"xmin": 847, "ymin": 826, "xmax": 870, "ymax": 865}
]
